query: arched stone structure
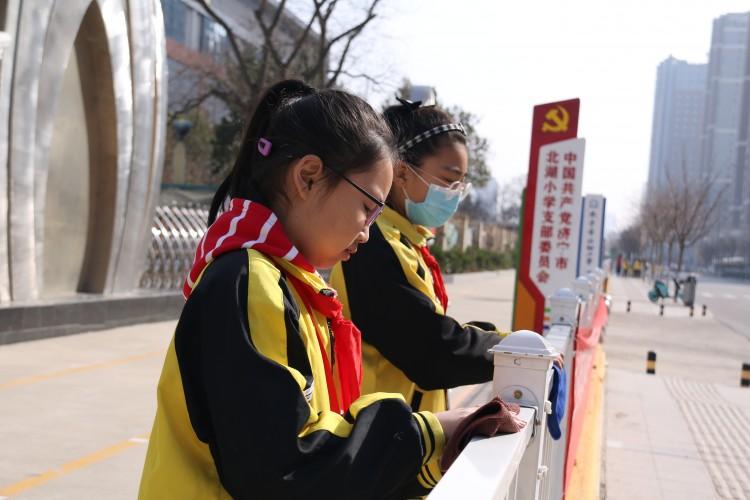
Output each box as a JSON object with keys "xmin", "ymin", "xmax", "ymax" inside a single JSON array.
[{"xmin": 0, "ymin": 0, "xmax": 166, "ymax": 302}]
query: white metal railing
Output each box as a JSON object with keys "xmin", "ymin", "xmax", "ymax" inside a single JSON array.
[
  {"xmin": 432, "ymin": 267, "xmax": 609, "ymax": 499},
  {"xmin": 428, "ymin": 407, "xmax": 536, "ymax": 499},
  {"xmin": 431, "ymin": 330, "xmax": 558, "ymax": 499},
  {"xmin": 544, "ymin": 325, "xmax": 576, "ymax": 499}
]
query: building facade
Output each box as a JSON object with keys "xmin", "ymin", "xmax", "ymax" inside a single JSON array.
[
  {"xmin": 647, "ymin": 57, "xmax": 706, "ymax": 192},
  {"xmin": 732, "ymin": 12, "xmax": 750, "ymax": 232},
  {"xmin": 700, "ymin": 12, "xmax": 749, "ymax": 236}
]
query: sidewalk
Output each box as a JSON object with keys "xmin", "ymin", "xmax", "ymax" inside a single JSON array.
[
  {"xmin": 604, "ymin": 276, "xmax": 750, "ymax": 500},
  {"xmin": 5, "ymin": 271, "xmax": 745, "ymax": 499},
  {"xmin": 0, "ymin": 270, "xmax": 516, "ymax": 499},
  {"xmin": 444, "ymin": 270, "xmax": 514, "ymax": 408},
  {"xmin": 0, "ymin": 321, "xmax": 175, "ymax": 499}
]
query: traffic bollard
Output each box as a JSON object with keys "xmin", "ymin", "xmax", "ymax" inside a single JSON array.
[{"xmin": 647, "ymin": 351, "xmax": 656, "ymax": 375}]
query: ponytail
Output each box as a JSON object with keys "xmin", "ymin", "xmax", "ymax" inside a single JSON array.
[
  {"xmin": 208, "ymin": 80, "xmax": 316, "ymax": 224},
  {"xmin": 208, "ymin": 79, "xmax": 393, "ymax": 225}
]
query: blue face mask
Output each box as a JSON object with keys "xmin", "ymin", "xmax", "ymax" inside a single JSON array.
[{"xmin": 403, "ymin": 167, "xmax": 469, "ymax": 227}]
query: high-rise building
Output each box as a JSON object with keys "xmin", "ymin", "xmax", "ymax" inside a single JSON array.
[
  {"xmin": 700, "ymin": 12, "xmax": 749, "ymax": 235},
  {"xmin": 732, "ymin": 12, "xmax": 750, "ymax": 231},
  {"xmin": 647, "ymin": 57, "xmax": 706, "ymax": 193}
]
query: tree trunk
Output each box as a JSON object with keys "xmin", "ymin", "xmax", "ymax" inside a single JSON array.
[
  {"xmin": 667, "ymin": 240, "xmax": 674, "ymax": 269},
  {"xmin": 677, "ymin": 242, "xmax": 685, "ymax": 273},
  {"xmin": 657, "ymin": 241, "xmax": 664, "ymax": 278}
]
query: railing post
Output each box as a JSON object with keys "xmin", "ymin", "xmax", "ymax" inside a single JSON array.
[
  {"xmin": 547, "ymin": 288, "xmax": 580, "ymax": 328},
  {"xmin": 573, "ymin": 276, "xmax": 594, "ymax": 328},
  {"xmin": 490, "ymin": 331, "xmax": 558, "ymax": 499},
  {"xmin": 586, "ymin": 271, "xmax": 603, "ymax": 307},
  {"xmin": 545, "ymin": 289, "xmax": 579, "ymax": 500}
]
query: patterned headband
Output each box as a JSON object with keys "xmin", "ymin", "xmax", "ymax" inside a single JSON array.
[{"xmin": 398, "ymin": 123, "xmax": 467, "ymax": 152}]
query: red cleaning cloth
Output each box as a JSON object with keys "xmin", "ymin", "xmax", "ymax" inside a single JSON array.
[{"xmin": 440, "ymin": 397, "xmax": 526, "ymax": 472}]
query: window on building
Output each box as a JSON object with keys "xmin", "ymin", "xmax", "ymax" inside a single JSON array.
[
  {"xmin": 200, "ymin": 15, "xmax": 228, "ymax": 57},
  {"xmin": 162, "ymin": 0, "xmax": 187, "ymax": 44},
  {"xmin": 723, "ymin": 29, "xmax": 748, "ymax": 46}
]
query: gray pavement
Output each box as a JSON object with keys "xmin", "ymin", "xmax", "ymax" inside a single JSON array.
[
  {"xmin": 0, "ymin": 271, "xmax": 516, "ymax": 499},
  {"xmin": 605, "ymin": 275, "xmax": 750, "ymax": 500},
  {"xmin": 5, "ymin": 270, "xmax": 746, "ymax": 499},
  {"xmin": 0, "ymin": 321, "xmax": 175, "ymax": 499}
]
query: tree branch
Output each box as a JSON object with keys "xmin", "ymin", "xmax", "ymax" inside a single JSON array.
[
  {"xmin": 166, "ymin": 85, "xmax": 233, "ymax": 125},
  {"xmin": 331, "ymin": 69, "xmax": 382, "ymax": 86},
  {"xmin": 324, "ymin": 0, "xmax": 379, "ymax": 86},
  {"xmin": 254, "ymin": 0, "xmax": 288, "ymax": 70},
  {"xmin": 279, "ymin": 2, "xmax": 322, "ymax": 75},
  {"xmin": 326, "ymin": 2, "xmax": 378, "ymax": 49},
  {"xmin": 196, "ymin": 0, "xmax": 254, "ymax": 93}
]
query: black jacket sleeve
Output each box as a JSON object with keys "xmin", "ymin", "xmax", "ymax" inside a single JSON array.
[
  {"xmin": 174, "ymin": 251, "xmax": 431, "ymax": 500},
  {"xmin": 341, "ymin": 225, "xmax": 501, "ymax": 391}
]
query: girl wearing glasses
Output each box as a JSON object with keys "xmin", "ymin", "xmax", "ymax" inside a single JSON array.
[
  {"xmin": 330, "ymin": 100, "xmax": 504, "ymax": 452},
  {"xmin": 139, "ymin": 81, "xmax": 473, "ymax": 500}
]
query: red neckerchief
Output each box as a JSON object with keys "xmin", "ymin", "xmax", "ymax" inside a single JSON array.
[
  {"xmin": 286, "ymin": 274, "xmax": 361, "ymax": 414},
  {"xmin": 417, "ymin": 245, "xmax": 449, "ymax": 312},
  {"xmin": 184, "ymin": 198, "xmax": 361, "ymax": 413}
]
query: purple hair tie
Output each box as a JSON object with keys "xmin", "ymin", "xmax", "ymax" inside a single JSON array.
[{"xmin": 257, "ymin": 137, "xmax": 272, "ymax": 157}]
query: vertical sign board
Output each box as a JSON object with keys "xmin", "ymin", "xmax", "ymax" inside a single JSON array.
[
  {"xmin": 529, "ymin": 139, "xmax": 586, "ymax": 331},
  {"xmin": 577, "ymin": 195, "xmax": 606, "ymax": 276},
  {"xmin": 513, "ymin": 99, "xmax": 581, "ymax": 333}
]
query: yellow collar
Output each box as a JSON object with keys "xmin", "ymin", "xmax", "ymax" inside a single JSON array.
[
  {"xmin": 271, "ymin": 256, "xmax": 333, "ymax": 295},
  {"xmin": 379, "ymin": 206, "xmax": 434, "ymax": 247}
]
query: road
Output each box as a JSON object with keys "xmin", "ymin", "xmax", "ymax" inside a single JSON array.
[{"xmin": 693, "ymin": 274, "xmax": 750, "ymax": 342}]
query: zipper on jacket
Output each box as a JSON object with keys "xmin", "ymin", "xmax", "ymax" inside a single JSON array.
[{"xmin": 326, "ymin": 318, "xmax": 335, "ymax": 366}]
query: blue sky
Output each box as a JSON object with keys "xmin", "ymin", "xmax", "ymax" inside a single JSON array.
[{"xmin": 334, "ymin": 0, "xmax": 750, "ymax": 232}]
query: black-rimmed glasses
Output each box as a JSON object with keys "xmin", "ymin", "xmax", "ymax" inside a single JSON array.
[{"xmin": 326, "ymin": 167, "xmax": 385, "ymax": 227}]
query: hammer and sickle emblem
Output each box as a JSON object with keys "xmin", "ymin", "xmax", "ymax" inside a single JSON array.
[{"xmin": 542, "ymin": 105, "xmax": 569, "ymax": 133}]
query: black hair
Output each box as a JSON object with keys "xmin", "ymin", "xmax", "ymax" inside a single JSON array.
[
  {"xmin": 208, "ymin": 80, "xmax": 394, "ymax": 224},
  {"xmin": 382, "ymin": 100, "xmax": 467, "ymax": 168}
]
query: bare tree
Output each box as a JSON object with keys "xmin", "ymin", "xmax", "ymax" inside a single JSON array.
[
  {"xmin": 181, "ymin": 0, "xmax": 384, "ymax": 176},
  {"xmin": 166, "ymin": 62, "xmax": 225, "ymax": 125},
  {"xmin": 640, "ymin": 189, "xmax": 676, "ymax": 274},
  {"xmin": 196, "ymin": 0, "xmax": 382, "ymax": 109},
  {"xmin": 664, "ymin": 162, "xmax": 724, "ymax": 273},
  {"xmin": 445, "ymin": 105, "xmax": 491, "ymax": 187},
  {"xmin": 496, "ymin": 175, "xmax": 525, "ymax": 226},
  {"xmin": 617, "ymin": 221, "xmax": 643, "ymax": 258}
]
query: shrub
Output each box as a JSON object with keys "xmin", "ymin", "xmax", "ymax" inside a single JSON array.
[{"xmin": 430, "ymin": 246, "xmax": 514, "ymax": 274}]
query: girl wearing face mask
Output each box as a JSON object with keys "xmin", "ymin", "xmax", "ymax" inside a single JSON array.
[
  {"xmin": 330, "ymin": 99, "xmax": 505, "ymax": 451},
  {"xmin": 138, "ymin": 83, "xmax": 475, "ymax": 500}
]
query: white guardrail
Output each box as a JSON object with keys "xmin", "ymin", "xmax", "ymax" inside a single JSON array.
[{"xmin": 431, "ymin": 269, "xmax": 608, "ymax": 500}]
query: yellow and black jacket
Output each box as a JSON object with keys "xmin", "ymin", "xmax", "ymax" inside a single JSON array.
[
  {"xmin": 330, "ymin": 207, "xmax": 503, "ymax": 415},
  {"xmin": 139, "ymin": 248, "xmax": 444, "ymax": 499}
]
